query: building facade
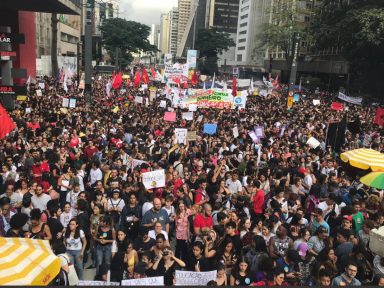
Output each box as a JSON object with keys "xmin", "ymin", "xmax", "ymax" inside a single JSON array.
[
  {"xmin": 177, "ymin": 0, "xmax": 192, "ymax": 52},
  {"xmin": 159, "ymin": 13, "xmax": 170, "ymax": 55},
  {"xmin": 169, "ymin": 7, "xmax": 179, "ymax": 56}
]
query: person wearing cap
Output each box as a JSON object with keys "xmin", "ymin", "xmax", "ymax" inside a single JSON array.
[{"xmin": 310, "ymin": 208, "xmax": 330, "ymax": 236}]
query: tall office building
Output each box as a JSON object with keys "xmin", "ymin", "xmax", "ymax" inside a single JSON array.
[
  {"xmin": 169, "ymin": 7, "xmax": 179, "ymax": 55},
  {"xmin": 159, "ymin": 13, "xmax": 170, "ymax": 54},
  {"xmin": 177, "ymin": 0, "xmax": 192, "ymax": 52}
]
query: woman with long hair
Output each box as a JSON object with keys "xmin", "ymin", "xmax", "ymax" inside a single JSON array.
[
  {"xmin": 94, "ymin": 215, "xmax": 115, "ymax": 276},
  {"xmin": 230, "ymin": 256, "xmax": 252, "ymax": 285},
  {"xmin": 218, "ymin": 238, "xmax": 238, "ymax": 277},
  {"xmin": 64, "ymin": 218, "xmax": 87, "ymax": 280},
  {"xmin": 123, "ymin": 241, "xmax": 139, "ymax": 279},
  {"xmin": 27, "ymin": 208, "xmax": 52, "ymax": 240},
  {"xmin": 174, "ymin": 200, "xmax": 190, "ymax": 261},
  {"xmin": 110, "ymin": 229, "xmax": 129, "ymax": 282}
]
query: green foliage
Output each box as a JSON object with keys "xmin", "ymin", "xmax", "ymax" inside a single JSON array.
[
  {"xmin": 195, "ymin": 28, "xmax": 235, "ymax": 75},
  {"xmin": 310, "ymin": 0, "xmax": 384, "ymax": 97},
  {"xmin": 100, "ymin": 18, "xmax": 157, "ymax": 68}
]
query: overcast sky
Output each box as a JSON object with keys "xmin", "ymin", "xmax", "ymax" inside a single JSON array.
[{"xmin": 119, "ymin": 0, "xmax": 177, "ymax": 26}]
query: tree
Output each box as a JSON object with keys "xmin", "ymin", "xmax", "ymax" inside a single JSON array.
[
  {"xmin": 51, "ymin": 13, "xmax": 59, "ymax": 78},
  {"xmin": 195, "ymin": 28, "xmax": 235, "ymax": 75},
  {"xmin": 310, "ymin": 0, "xmax": 384, "ymax": 98},
  {"xmin": 100, "ymin": 18, "xmax": 157, "ymax": 68}
]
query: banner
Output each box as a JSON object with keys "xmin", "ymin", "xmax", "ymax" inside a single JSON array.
[
  {"xmin": 164, "ymin": 63, "xmax": 188, "ymax": 80},
  {"xmin": 174, "ymin": 128, "xmax": 188, "ymax": 144},
  {"xmin": 182, "ymin": 112, "xmax": 194, "ymax": 121},
  {"xmin": 331, "ymin": 102, "xmax": 343, "ymax": 111},
  {"xmin": 175, "ymin": 89, "xmax": 234, "ymax": 109},
  {"xmin": 175, "ymin": 270, "xmax": 217, "ymax": 286},
  {"xmin": 164, "ymin": 53, "xmax": 173, "ymax": 65},
  {"xmin": 122, "ymin": 277, "xmax": 164, "ymax": 286},
  {"xmin": 338, "ymin": 92, "xmax": 362, "ymax": 105},
  {"xmin": 187, "ymin": 50, "xmax": 198, "ymax": 80},
  {"xmin": 164, "ymin": 112, "xmax": 176, "ymax": 122},
  {"xmin": 78, "ymin": 281, "xmax": 119, "ymax": 286},
  {"xmin": 203, "ymin": 124, "xmax": 217, "ymax": 135},
  {"xmin": 142, "ymin": 169, "xmax": 166, "ymax": 189},
  {"xmin": 307, "ymin": 137, "xmax": 320, "ymax": 149}
]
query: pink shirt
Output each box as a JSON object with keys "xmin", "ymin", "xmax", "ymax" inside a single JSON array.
[{"xmin": 175, "ymin": 209, "xmax": 191, "ymax": 240}]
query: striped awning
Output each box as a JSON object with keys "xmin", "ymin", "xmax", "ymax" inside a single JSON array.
[
  {"xmin": 0, "ymin": 238, "xmax": 60, "ymax": 286},
  {"xmin": 340, "ymin": 148, "xmax": 384, "ymax": 171}
]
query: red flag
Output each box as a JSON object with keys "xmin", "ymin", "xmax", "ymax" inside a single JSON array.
[
  {"xmin": 141, "ymin": 67, "xmax": 150, "ymax": 84},
  {"xmin": 151, "ymin": 67, "xmax": 156, "ymax": 79},
  {"xmin": 0, "ymin": 103, "xmax": 16, "ymax": 140},
  {"xmin": 112, "ymin": 72, "xmax": 123, "ymax": 90},
  {"xmin": 134, "ymin": 71, "xmax": 141, "ymax": 86},
  {"xmin": 183, "ymin": 81, "xmax": 188, "ymax": 89},
  {"xmin": 232, "ymin": 77, "xmax": 237, "ymax": 96},
  {"xmin": 191, "ymin": 70, "xmax": 198, "ymax": 85},
  {"xmin": 331, "ymin": 102, "xmax": 344, "ymax": 111},
  {"xmin": 374, "ymin": 107, "xmax": 384, "ymax": 127}
]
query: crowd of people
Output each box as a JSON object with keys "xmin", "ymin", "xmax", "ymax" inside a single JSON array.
[{"xmin": 1, "ymin": 71, "xmax": 384, "ymax": 286}]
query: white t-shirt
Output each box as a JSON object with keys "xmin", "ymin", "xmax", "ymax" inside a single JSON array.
[
  {"xmin": 60, "ymin": 211, "xmax": 73, "ymax": 228},
  {"xmin": 107, "ymin": 198, "xmax": 125, "ymax": 211},
  {"xmin": 226, "ymin": 179, "xmax": 242, "ymax": 194},
  {"xmin": 65, "ymin": 229, "xmax": 85, "ymax": 251},
  {"xmin": 148, "ymin": 230, "xmax": 169, "ymax": 241}
]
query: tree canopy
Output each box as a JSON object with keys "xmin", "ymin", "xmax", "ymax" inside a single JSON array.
[
  {"xmin": 100, "ymin": 18, "xmax": 157, "ymax": 68},
  {"xmin": 195, "ymin": 28, "xmax": 235, "ymax": 75},
  {"xmin": 310, "ymin": 0, "xmax": 384, "ymax": 98}
]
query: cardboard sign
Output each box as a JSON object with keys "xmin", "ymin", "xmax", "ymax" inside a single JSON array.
[
  {"xmin": 203, "ymin": 123, "xmax": 217, "ymax": 135},
  {"xmin": 164, "ymin": 112, "xmax": 176, "ymax": 122},
  {"xmin": 62, "ymin": 98, "xmax": 69, "ymax": 108},
  {"xmin": 122, "ymin": 277, "xmax": 164, "ymax": 286},
  {"xmin": 36, "ymin": 89, "xmax": 42, "ymax": 96},
  {"xmin": 142, "ymin": 169, "xmax": 166, "ymax": 189},
  {"xmin": 187, "ymin": 131, "xmax": 197, "ymax": 142},
  {"xmin": 182, "ymin": 112, "xmax": 194, "ymax": 121},
  {"xmin": 174, "ymin": 128, "xmax": 188, "ymax": 144},
  {"xmin": 78, "ymin": 281, "xmax": 119, "ymax": 286},
  {"xmin": 307, "ymin": 137, "xmax": 320, "ymax": 149},
  {"xmin": 175, "ymin": 270, "xmax": 217, "ymax": 286}
]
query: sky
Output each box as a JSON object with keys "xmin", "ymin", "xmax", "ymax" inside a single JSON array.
[{"xmin": 119, "ymin": 0, "xmax": 177, "ymax": 26}]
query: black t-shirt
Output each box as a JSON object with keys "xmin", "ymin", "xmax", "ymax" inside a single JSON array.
[
  {"xmin": 155, "ymin": 259, "xmax": 180, "ymax": 286},
  {"xmin": 47, "ymin": 217, "xmax": 64, "ymax": 243},
  {"xmin": 186, "ymin": 256, "xmax": 210, "ymax": 272},
  {"xmin": 133, "ymin": 237, "xmax": 156, "ymax": 252}
]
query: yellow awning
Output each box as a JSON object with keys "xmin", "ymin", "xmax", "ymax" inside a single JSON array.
[
  {"xmin": 340, "ymin": 148, "xmax": 384, "ymax": 171},
  {"xmin": 0, "ymin": 238, "xmax": 60, "ymax": 286}
]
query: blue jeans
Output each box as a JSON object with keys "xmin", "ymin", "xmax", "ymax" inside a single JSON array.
[
  {"xmin": 95, "ymin": 244, "xmax": 112, "ymax": 275},
  {"xmin": 67, "ymin": 249, "xmax": 84, "ymax": 280}
]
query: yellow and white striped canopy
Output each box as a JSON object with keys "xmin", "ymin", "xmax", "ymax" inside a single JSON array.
[
  {"xmin": 340, "ymin": 148, "xmax": 384, "ymax": 171},
  {"xmin": 0, "ymin": 238, "xmax": 60, "ymax": 286}
]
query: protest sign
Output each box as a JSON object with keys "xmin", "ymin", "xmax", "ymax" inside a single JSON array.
[
  {"xmin": 78, "ymin": 281, "xmax": 119, "ymax": 286},
  {"xmin": 69, "ymin": 98, "xmax": 76, "ymax": 108},
  {"xmin": 187, "ymin": 131, "xmax": 197, "ymax": 142},
  {"xmin": 293, "ymin": 94, "xmax": 300, "ymax": 102},
  {"xmin": 197, "ymin": 115, "xmax": 203, "ymax": 122},
  {"xmin": 38, "ymin": 82, "xmax": 45, "ymax": 90},
  {"xmin": 142, "ymin": 169, "xmax": 166, "ymax": 189},
  {"xmin": 17, "ymin": 95, "xmax": 28, "ymax": 101},
  {"xmin": 331, "ymin": 102, "xmax": 343, "ymax": 111},
  {"xmin": 203, "ymin": 123, "xmax": 217, "ymax": 135},
  {"xmin": 254, "ymin": 126, "xmax": 265, "ymax": 138},
  {"xmin": 233, "ymin": 91, "xmax": 247, "ymax": 109},
  {"xmin": 175, "ymin": 270, "xmax": 217, "ymax": 286},
  {"xmin": 189, "ymin": 104, "xmax": 197, "ymax": 111},
  {"xmin": 36, "ymin": 89, "xmax": 42, "ymax": 96},
  {"xmin": 160, "ymin": 100, "xmax": 167, "ymax": 108},
  {"xmin": 313, "ymin": 99, "xmax": 320, "ymax": 106},
  {"xmin": 164, "ymin": 112, "xmax": 176, "ymax": 122},
  {"xmin": 135, "ymin": 96, "xmax": 143, "ymax": 104},
  {"xmin": 175, "ymin": 89, "xmax": 234, "ymax": 109},
  {"xmin": 25, "ymin": 108, "xmax": 32, "ymax": 114},
  {"xmin": 338, "ymin": 92, "xmax": 362, "ymax": 105},
  {"xmin": 307, "ymin": 137, "xmax": 321, "ymax": 149},
  {"xmin": 249, "ymin": 131, "xmax": 259, "ymax": 143},
  {"xmin": 182, "ymin": 112, "xmax": 194, "ymax": 121},
  {"xmin": 122, "ymin": 277, "xmax": 164, "ymax": 286},
  {"xmin": 62, "ymin": 98, "xmax": 69, "ymax": 108},
  {"xmin": 131, "ymin": 159, "xmax": 147, "ymax": 171},
  {"xmin": 164, "ymin": 63, "xmax": 188, "ymax": 79},
  {"xmin": 175, "ymin": 128, "xmax": 188, "ymax": 144},
  {"xmin": 287, "ymin": 95, "xmax": 294, "ymax": 109}
]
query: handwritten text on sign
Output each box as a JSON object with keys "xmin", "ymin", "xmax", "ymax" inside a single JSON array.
[
  {"xmin": 175, "ymin": 270, "xmax": 217, "ymax": 286},
  {"xmin": 142, "ymin": 169, "xmax": 166, "ymax": 189},
  {"xmin": 121, "ymin": 276, "xmax": 164, "ymax": 286}
]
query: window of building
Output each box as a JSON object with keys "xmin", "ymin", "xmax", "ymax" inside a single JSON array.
[
  {"xmin": 237, "ymin": 54, "xmax": 243, "ymax": 62},
  {"xmin": 242, "ymin": 0, "xmax": 249, "ymax": 3},
  {"xmin": 238, "ymin": 46, "xmax": 246, "ymax": 51},
  {"xmin": 240, "ymin": 22, "xmax": 247, "ymax": 27},
  {"xmin": 238, "ymin": 38, "xmax": 246, "ymax": 43},
  {"xmin": 241, "ymin": 6, "xmax": 249, "ymax": 12},
  {"xmin": 239, "ymin": 30, "xmax": 247, "ymax": 35},
  {"xmin": 240, "ymin": 14, "xmax": 248, "ymax": 20},
  {"xmin": 304, "ymin": 16, "xmax": 311, "ymax": 22}
]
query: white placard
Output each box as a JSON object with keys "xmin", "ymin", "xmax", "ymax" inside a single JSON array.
[
  {"xmin": 38, "ymin": 82, "xmax": 45, "ymax": 89},
  {"xmin": 182, "ymin": 112, "xmax": 194, "ymax": 121},
  {"xmin": 197, "ymin": 115, "xmax": 203, "ymax": 122},
  {"xmin": 135, "ymin": 96, "xmax": 143, "ymax": 104},
  {"xmin": 36, "ymin": 89, "xmax": 42, "ymax": 96},
  {"xmin": 189, "ymin": 104, "xmax": 197, "ymax": 112},
  {"xmin": 131, "ymin": 159, "xmax": 147, "ymax": 171},
  {"xmin": 142, "ymin": 169, "xmax": 166, "ymax": 189},
  {"xmin": 307, "ymin": 137, "xmax": 320, "ymax": 149},
  {"xmin": 313, "ymin": 99, "xmax": 320, "ymax": 106},
  {"xmin": 175, "ymin": 128, "xmax": 188, "ymax": 144},
  {"xmin": 142, "ymin": 84, "xmax": 148, "ymax": 90},
  {"xmin": 25, "ymin": 108, "xmax": 32, "ymax": 114},
  {"xmin": 175, "ymin": 270, "xmax": 217, "ymax": 286},
  {"xmin": 233, "ymin": 126, "xmax": 239, "ymax": 138},
  {"xmin": 69, "ymin": 98, "xmax": 76, "ymax": 108},
  {"xmin": 62, "ymin": 98, "xmax": 69, "ymax": 108},
  {"xmin": 160, "ymin": 100, "xmax": 167, "ymax": 108},
  {"xmin": 122, "ymin": 277, "xmax": 164, "ymax": 286},
  {"xmin": 78, "ymin": 281, "xmax": 119, "ymax": 286}
]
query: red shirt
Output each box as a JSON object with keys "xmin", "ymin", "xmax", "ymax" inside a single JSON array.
[
  {"xmin": 193, "ymin": 213, "xmax": 213, "ymax": 230},
  {"xmin": 27, "ymin": 122, "xmax": 40, "ymax": 131},
  {"xmin": 253, "ymin": 189, "xmax": 265, "ymax": 214},
  {"xmin": 173, "ymin": 178, "xmax": 183, "ymax": 196},
  {"xmin": 84, "ymin": 146, "xmax": 98, "ymax": 160}
]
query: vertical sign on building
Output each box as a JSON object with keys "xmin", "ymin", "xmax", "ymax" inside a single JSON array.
[{"xmin": 187, "ymin": 50, "xmax": 198, "ymax": 80}]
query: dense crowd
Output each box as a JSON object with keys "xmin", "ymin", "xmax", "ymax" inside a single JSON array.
[{"xmin": 1, "ymin": 73, "xmax": 384, "ymax": 286}]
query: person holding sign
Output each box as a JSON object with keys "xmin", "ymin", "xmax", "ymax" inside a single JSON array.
[{"xmin": 152, "ymin": 246, "xmax": 186, "ymax": 285}]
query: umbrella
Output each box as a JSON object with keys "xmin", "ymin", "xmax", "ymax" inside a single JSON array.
[
  {"xmin": 340, "ymin": 148, "xmax": 384, "ymax": 171},
  {"xmin": 0, "ymin": 238, "xmax": 60, "ymax": 285},
  {"xmin": 360, "ymin": 172, "xmax": 384, "ymax": 190}
]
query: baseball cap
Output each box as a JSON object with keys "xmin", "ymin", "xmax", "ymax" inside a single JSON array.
[{"xmin": 343, "ymin": 215, "xmax": 353, "ymax": 222}]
